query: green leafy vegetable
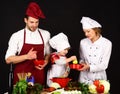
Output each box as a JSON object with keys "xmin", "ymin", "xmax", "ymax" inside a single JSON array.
[{"xmin": 12, "ymin": 80, "xmax": 43, "ymax": 94}]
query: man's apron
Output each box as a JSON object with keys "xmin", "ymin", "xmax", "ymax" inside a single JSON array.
[{"xmin": 13, "ymin": 29, "xmax": 45, "ymax": 85}]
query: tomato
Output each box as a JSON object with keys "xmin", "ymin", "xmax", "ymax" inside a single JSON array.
[
  {"xmin": 93, "ymin": 80, "xmax": 100, "ymax": 87},
  {"xmin": 96, "ymin": 84, "xmax": 104, "ymax": 93},
  {"xmin": 48, "ymin": 87, "xmax": 56, "ymax": 92}
]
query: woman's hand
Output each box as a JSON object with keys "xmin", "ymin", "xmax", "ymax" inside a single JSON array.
[{"xmin": 77, "ymin": 63, "xmax": 90, "ymax": 71}]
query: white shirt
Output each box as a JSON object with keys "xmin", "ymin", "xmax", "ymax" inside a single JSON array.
[
  {"xmin": 5, "ymin": 28, "xmax": 51, "ymax": 59},
  {"xmin": 79, "ymin": 36, "xmax": 112, "ymax": 84}
]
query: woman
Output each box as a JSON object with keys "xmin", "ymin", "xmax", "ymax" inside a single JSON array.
[{"xmin": 78, "ymin": 16, "xmax": 112, "ymax": 84}]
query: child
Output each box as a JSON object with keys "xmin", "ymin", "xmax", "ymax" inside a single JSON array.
[{"xmin": 47, "ymin": 32, "xmax": 77, "ymax": 87}]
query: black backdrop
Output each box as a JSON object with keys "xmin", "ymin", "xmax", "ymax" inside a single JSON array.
[{"xmin": 0, "ymin": 0, "xmax": 119, "ymax": 93}]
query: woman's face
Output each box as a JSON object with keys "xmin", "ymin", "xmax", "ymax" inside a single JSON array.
[
  {"xmin": 24, "ymin": 16, "xmax": 39, "ymax": 32},
  {"xmin": 83, "ymin": 28, "xmax": 98, "ymax": 42}
]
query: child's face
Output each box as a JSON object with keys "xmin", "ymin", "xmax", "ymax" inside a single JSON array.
[{"xmin": 58, "ymin": 48, "xmax": 70, "ymax": 56}]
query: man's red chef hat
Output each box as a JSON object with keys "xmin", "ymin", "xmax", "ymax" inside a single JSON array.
[{"xmin": 26, "ymin": 2, "xmax": 45, "ymax": 19}]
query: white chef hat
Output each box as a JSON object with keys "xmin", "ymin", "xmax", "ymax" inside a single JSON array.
[
  {"xmin": 49, "ymin": 32, "xmax": 70, "ymax": 52},
  {"xmin": 80, "ymin": 16, "xmax": 102, "ymax": 29}
]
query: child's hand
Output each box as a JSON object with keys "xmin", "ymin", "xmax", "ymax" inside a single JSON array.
[
  {"xmin": 70, "ymin": 56, "xmax": 77, "ymax": 61},
  {"xmin": 51, "ymin": 53, "xmax": 60, "ymax": 63},
  {"xmin": 66, "ymin": 55, "xmax": 77, "ymax": 63}
]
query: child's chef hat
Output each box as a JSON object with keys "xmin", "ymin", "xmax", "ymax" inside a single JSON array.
[
  {"xmin": 49, "ymin": 32, "xmax": 70, "ymax": 52},
  {"xmin": 80, "ymin": 16, "xmax": 102, "ymax": 29}
]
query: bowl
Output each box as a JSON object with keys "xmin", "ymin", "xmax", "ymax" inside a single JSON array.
[
  {"xmin": 51, "ymin": 77, "xmax": 71, "ymax": 88},
  {"xmin": 69, "ymin": 64, "xmax": 84, "ymax": 70},
  {"xmin": 33, "ymin": 60, "xmax": 44, "ymax": 66}
]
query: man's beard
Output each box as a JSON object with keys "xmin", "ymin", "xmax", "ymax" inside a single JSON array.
[{"xmin": 28, "ymin": 27, "xmax": 36, "ymax": 32}]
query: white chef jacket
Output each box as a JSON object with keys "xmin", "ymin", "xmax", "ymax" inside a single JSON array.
[
  {"xmin": 78, "ymin": 35, "xmax": 112, "ymax": 84},
  {"xmin": 5, "ymin": 28, "xmax": 51, "ymax": 59}
]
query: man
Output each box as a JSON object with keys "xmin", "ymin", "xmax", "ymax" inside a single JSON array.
[{"xmin": 5, "ymin": 2, "xmax": 51, "ymax": 85}]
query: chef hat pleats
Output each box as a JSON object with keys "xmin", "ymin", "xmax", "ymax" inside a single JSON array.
[
  {"xmin": 80, "ymin": 16, "xmax": 102, "ymax": 29},
  {"xmin": 26, "ymin": 2, "xmax": 45, "ymax": 19}
]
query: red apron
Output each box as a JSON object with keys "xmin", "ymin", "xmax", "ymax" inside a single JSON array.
[{"xmin": 13, "ymin": 29, "xmax": 45, "ymax": 85}]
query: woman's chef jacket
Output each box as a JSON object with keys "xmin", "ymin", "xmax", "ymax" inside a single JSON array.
[{"xmin": 78, "ymin": 36, "xmax": 112, "ymax": 84}]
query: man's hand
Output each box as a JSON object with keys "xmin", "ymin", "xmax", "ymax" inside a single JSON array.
[
  {"xmin": 34, "ymin": 60, "xmax": 48, "ymax": 70},
  {"xmin": 35, "ymin": 64, "xmax": 44, "ymax": 70},
  {"xmin": 26, "ymin": 48, "xmax": 37, "ymax": 60}
]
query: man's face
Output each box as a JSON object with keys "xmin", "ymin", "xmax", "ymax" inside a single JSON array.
[{"xmin": 24, "ymin": 16, "xmax": 39, "ymax": 32}]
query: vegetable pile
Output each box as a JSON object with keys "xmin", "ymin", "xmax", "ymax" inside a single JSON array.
[
  {"xmin": 48, "ymin": 80, "xmax": 110, "ymax": 94},
  {"xmin": 89, "ymin": 80, "xmax": 110, "ymax": 94},
  {"xmin": 12, "ymin": 80, "xmax": 43, "ymax": 94},
  {"xmin": 12, "ymin": 72, "xmax": 43, "ymax": 94}
]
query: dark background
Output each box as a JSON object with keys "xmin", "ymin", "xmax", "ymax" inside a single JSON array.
[{"xmin": 0, "ymin": 0, "xmax": 119, "ymax": 93}]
